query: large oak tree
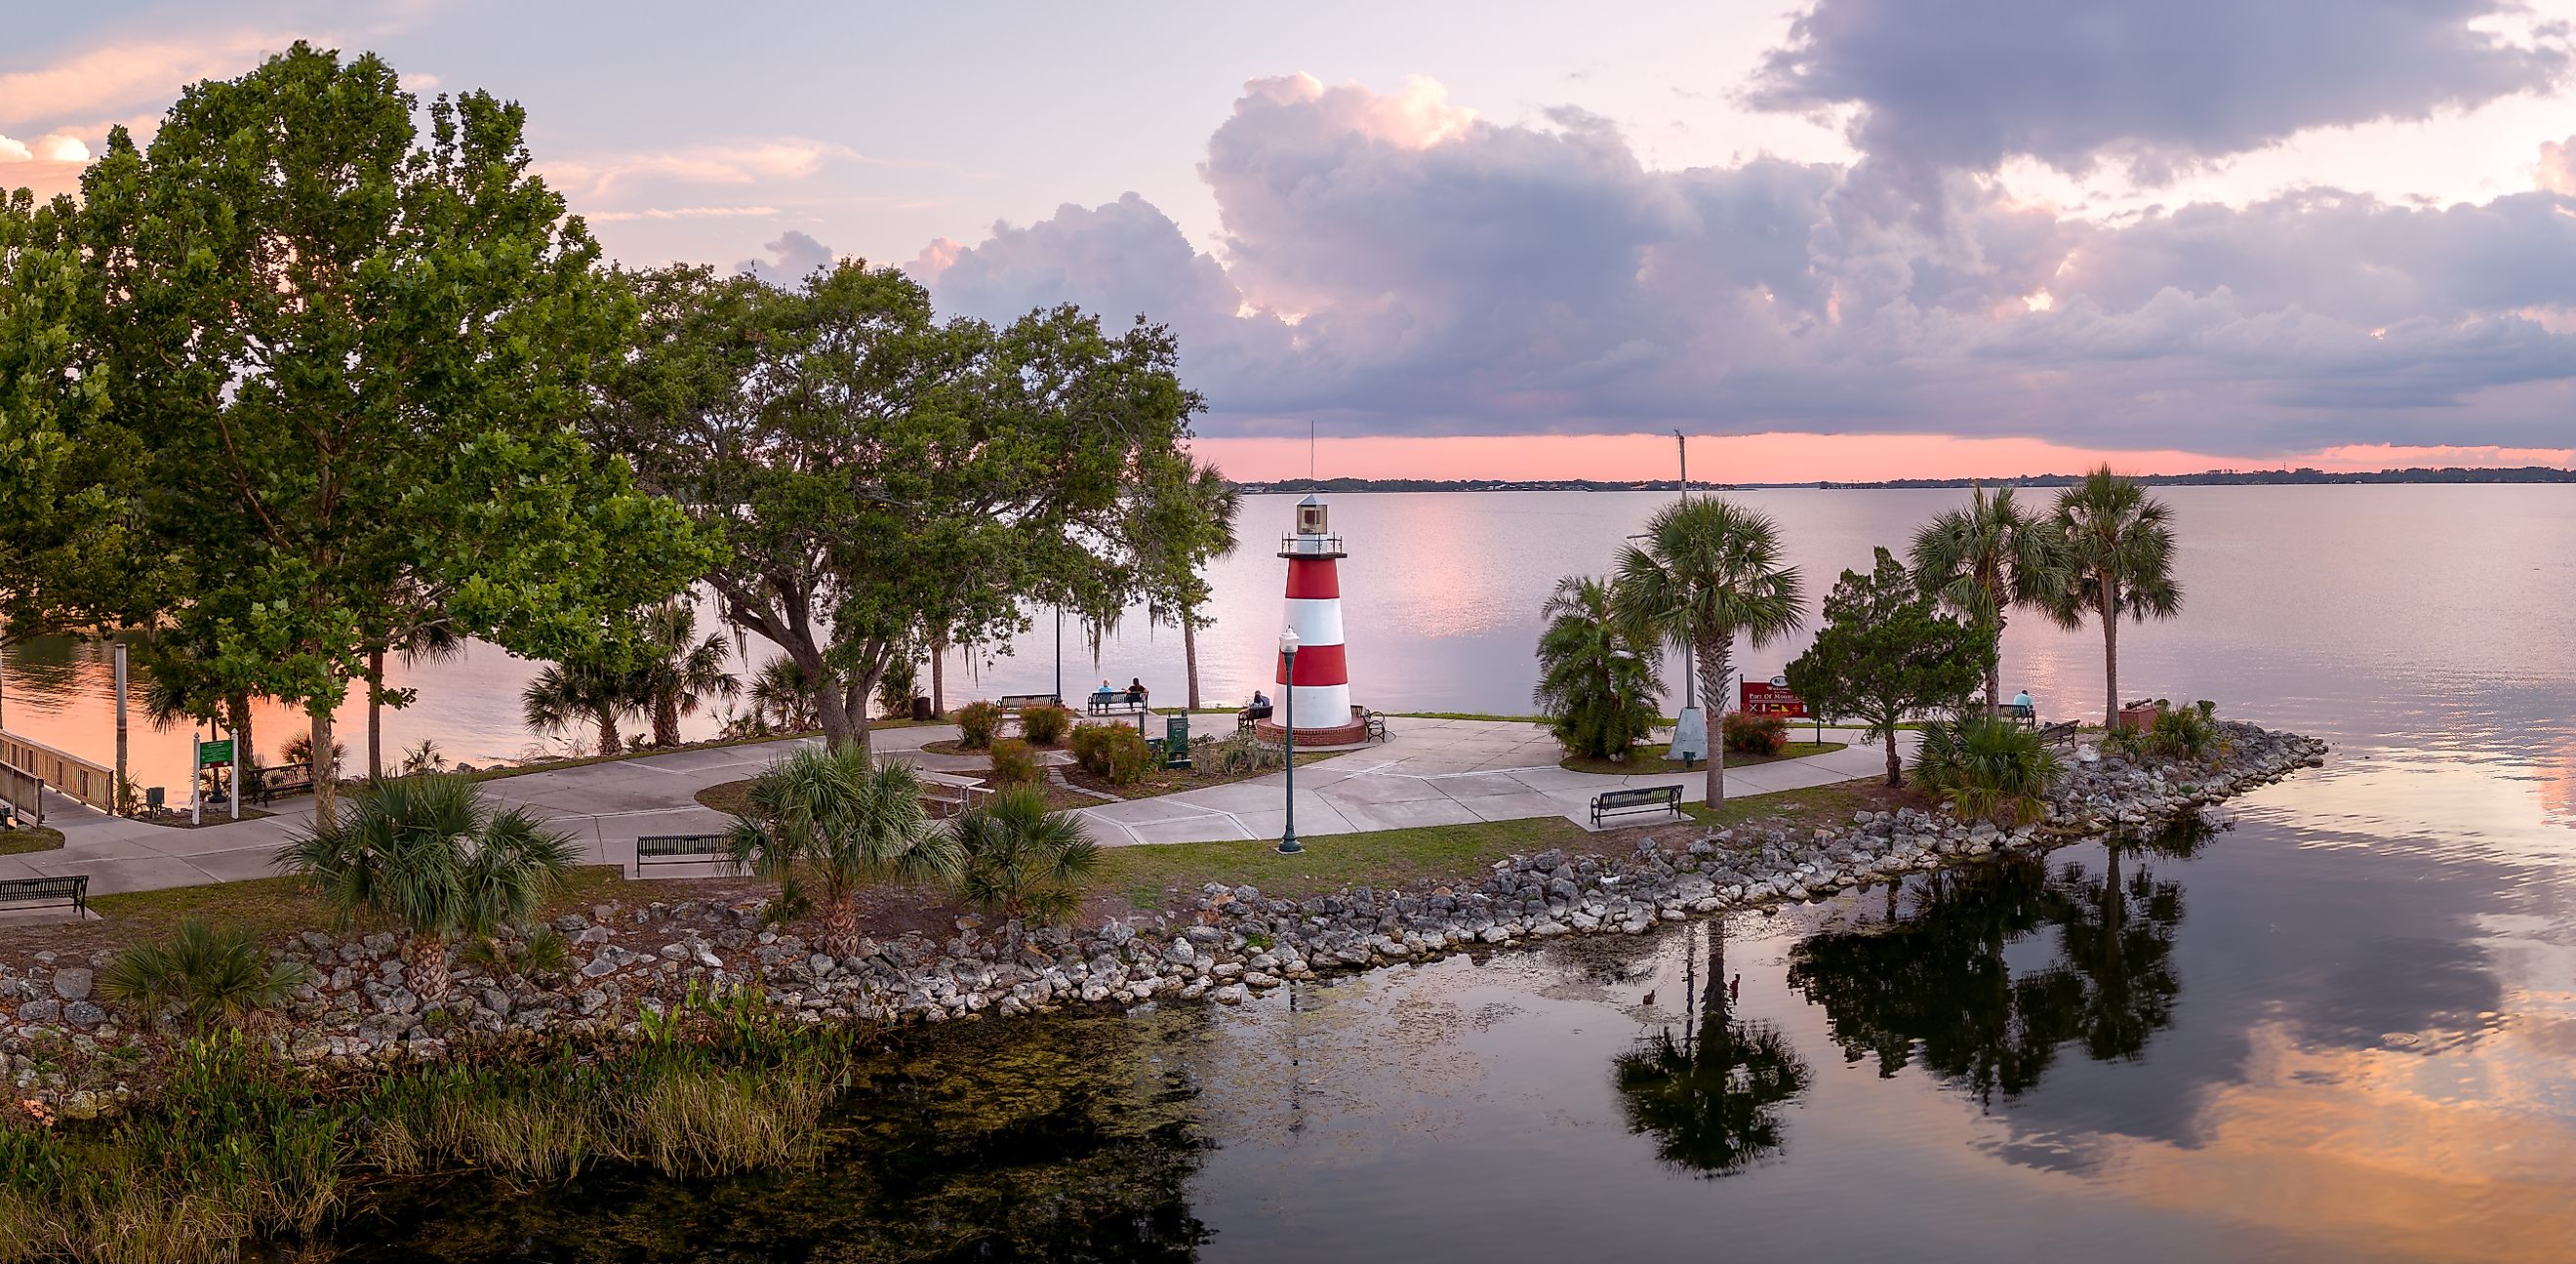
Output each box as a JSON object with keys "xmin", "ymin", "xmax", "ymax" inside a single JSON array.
[
  {"xmin": 45, "ymin": 44, "xmax": 709, "ymax": 818},
  {"xmin": 596, "ymin": 261, "xmax": 1213, "ymax": 754}
]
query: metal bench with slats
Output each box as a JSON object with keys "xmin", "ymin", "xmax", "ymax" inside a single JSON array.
[
  {"xmin": 1590, "ymin": 785, "xmax": 1683, "ymax": 828},
  {"xmin": 635, "ymin": 835, "xmax": 729, "ymax": 867},
  {"xmin": 0, "ymin": 876, "xmax": 89, "ymax": 919}
]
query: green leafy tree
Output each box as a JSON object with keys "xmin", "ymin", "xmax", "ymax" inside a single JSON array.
[
  {"xmin": 1532, "ymin": 575, "xmax": 1666, "ymax": 761},
  {"xmin": 952, "ymin": 785, "xmax": 1102, "ymax": 939},
  {"xmin": 1136, "ymin": 457, "xmax": 1241, "ymax": 711},
  {"xmin": 723, "ymin": 746, "xmax": 961, "ymax": 956},
  {"xmin": 1785, "ymin": 549, "xmax": 1991, "ymax": 785},
  {"xmin": 100, "ymin": 918, "xmax": 315, "ymax": 1035},
  {"xmin": 592, "ymin": 263, "xmax": 1212, "ymax": 756},
  {"xmin": 1611, "ymin": 498, "xmax": 1804, "ymax": 806},
  {"xmin": 2050, "ymin": 467, "xmax": 2184, "ymax": 727},
  {"xmin": 275, "ymin": 773, "xmax": 579, "ymax": 1002},
  {"xmin": 62, "ymin": 45, "xmax": 711, "ymax": 820},
  {"xmin": 1909, "ymin": 485, "xmax": 2068, "ymax": 715}
]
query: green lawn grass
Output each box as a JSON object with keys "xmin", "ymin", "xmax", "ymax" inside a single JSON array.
[
  {"xmin": 1095, "ymin": 815, "xmax": 1590, "ymax": 911},
  {"xmin": 0, "ymin": 826, "xmax": 64, "ymax": 856}
]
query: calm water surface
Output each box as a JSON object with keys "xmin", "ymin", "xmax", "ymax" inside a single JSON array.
[{"xmin": 14, "ymin": 487, "xmax": 2576, "ymax": 1258}]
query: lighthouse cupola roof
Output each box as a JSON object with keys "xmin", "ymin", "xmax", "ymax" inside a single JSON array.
[{"xmin": 1280, "ymin": 493, "xmax": 1345, "ymax": 558}]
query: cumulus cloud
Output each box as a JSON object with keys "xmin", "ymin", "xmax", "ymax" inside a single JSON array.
[
  {"xmin": 1749, "ymin": 0, "xmax": 2570, "ymax": 183},
  {"xmin": 914, "ymin": 74, "xmax": 2576, "ymax": 456},
  {"xmin": 2544, "ymin": 136, "xmax": 2576, "ymax": 194},
  {"xmin": 735, "ymin": 229, "xmax": 836, "ymax": 282}
]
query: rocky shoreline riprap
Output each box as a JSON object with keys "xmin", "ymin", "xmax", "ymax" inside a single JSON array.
[{"xmin": 2, "ymin": 722, "xmax": 2325, "ymax": 1111}]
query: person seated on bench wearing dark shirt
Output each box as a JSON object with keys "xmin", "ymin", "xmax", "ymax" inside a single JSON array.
[
  {"xmin": 1126, "ymin": 677, "xmax": 1148, "ymax": 705},
  {"xmin": 1242, "ymin": 690, "xmax": 1272, "ymax": 721}
]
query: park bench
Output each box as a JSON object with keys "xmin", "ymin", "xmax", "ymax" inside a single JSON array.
[
  {"xmin": 2035, "ymin": 721, "xmax": 2081, "ymax": 748},
  {"xmin": 0, "ymin": 876, "xmax": 89, "ymax": 919},
  {"xmin": 635, "ymin": 835, "xmax": 729, "ymax": 867},
  {"xmin": 995, "ymin": 693, "xmax": 1062, "ymax": 714},
  {"xmin": 1086, "ymin": 694, "xmax": 1148, "ymax": 717},
  {"xmin": 1360, "ymin": 709, "xmax": 1389, "ymax": 743},
  {"xmin": 1590, "ymin": 785, "xmax": 1682, "ymax": 829},
  {"xmin": 1997, "ymin": 703, "xmax": 2035, "ymax": 728}
]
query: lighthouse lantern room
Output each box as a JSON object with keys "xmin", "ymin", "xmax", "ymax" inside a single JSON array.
[{"xmin": 1268, "ymin": 494, "xmax": 1366, "ymax": 743}]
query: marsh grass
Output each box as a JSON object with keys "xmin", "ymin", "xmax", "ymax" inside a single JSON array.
[{"xmin": 0, "ymin": 988, "xmax": 858, "ymax": 1263}]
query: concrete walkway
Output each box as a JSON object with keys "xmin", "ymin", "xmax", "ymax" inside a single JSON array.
[
  {"xmin": 1068, "ymin": 716, "xmax": 1912, "ymax": 846},
  {"xmin": 0, "ymin": 716, "xmax": 1908, "ymax": 898}
]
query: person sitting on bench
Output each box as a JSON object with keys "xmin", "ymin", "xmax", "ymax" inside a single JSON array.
[
  {"xmin": 2013, "ymin": 688, "xmax": 2033, "ymax": 712},
  {"xmin": 1126, "ymin": 677, "xmax": 1148, "ymax": 704},
  {"xmin": 1242, "ymin": 690, "xmax": 1273, "ymax": 721}
]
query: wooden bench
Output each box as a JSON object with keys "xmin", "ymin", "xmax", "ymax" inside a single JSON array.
[
  {"xmin": 635, "ymin": 835, "xmax": 729, "ymax": 867},
  {"xmin": 995, "ymin": 693, "xmax": 1062, "ymax": 714},
  {"xmin": 1590, "ymin": 785, "xmax": 1682, "ymax": 828},
  {"xmin": 0, "ymin": 876, "xmax": 89, "ymax": 919},
  {"xmin": 1997, "ymin": 703, "xmax": 2035, "ymax": 728},
  {"xmin": 2035, "ymin": 720, "xmax": 2081, "ymax": 748}
]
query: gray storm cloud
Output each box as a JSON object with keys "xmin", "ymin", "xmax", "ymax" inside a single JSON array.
[{"xmin": 910, "ymin": 18, "xmax": 2576, "ymax": 457}]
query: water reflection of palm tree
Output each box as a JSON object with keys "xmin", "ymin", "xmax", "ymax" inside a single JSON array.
[
  {"xmin": 1787, "ymin": 822, "xmax": 2201, "ymax": 1108},
  {"xmin": 1612, "ymin": 923, "xmax": 1812, "ymax": 1177}
]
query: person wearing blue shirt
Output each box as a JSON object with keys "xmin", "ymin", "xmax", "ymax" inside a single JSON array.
[{"xmin": 2013, "ymin": 688, "xmax": 2033, "ymax": 712}]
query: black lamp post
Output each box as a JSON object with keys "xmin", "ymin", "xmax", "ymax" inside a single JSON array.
[{"xmin": 1278, "ymin": 626, "xmax": 1302, "ymax": 854}]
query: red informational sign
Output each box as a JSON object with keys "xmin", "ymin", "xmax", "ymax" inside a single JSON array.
[{"xmin": 1739, "ymin": 679, "xmax": 1807, "ymax": 717}]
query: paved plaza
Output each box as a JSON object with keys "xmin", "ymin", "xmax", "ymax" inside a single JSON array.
[{"xmin": 0, "ymin": 715, "xmax": 1909, "ymax": 897}]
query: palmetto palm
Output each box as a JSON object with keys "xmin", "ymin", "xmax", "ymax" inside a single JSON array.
[
  {"xmin": 522, "ymin": 661, "xmax": 636, "ymax": 755},
  {"xmin": 1612, "ymin": 497, "xmax": 1804, "ymax": 806},
  {"xmin": 2050, "ymin": 467, "xmax": 2183, "ymax": 728},
  {"xmin": 952, "ymin": 784, "xmax": 1101, "ymax": 938},
  {"xmin": 1533, "ymin": 575, "xmax": 1666, "ymax": 760},
  {"xmin": 100, "ymin": 917, "xmax": 315, "ymax": 1034},
  {"xmin": 274, "ymin": 773, "xmax": 578, "ymax": 1002},
  {"xmin": 724, "ymin": 746, "xmax": 960, "ymax": 957},
  {"xmin": 749, "ymin": 656, "xmax": 823, "ymax": 732},
  {"xmin": 635, "ymin": 601, "xmax": 741, "ymax": 746},
  {"xmin": 1909, "ymin": 485, "xmax": 2068, "ymax": 715}
]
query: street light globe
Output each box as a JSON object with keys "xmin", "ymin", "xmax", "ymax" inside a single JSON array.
[{"xmin": 1279, "ymin": 627, "xmax": 1301, "ymax": 655}]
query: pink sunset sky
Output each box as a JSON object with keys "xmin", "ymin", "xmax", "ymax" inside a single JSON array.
[{"xmin": 7, "ymin": 1, "xmax": 2575, "ymax": 480}]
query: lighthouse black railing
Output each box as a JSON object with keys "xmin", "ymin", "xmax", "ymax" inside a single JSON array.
[{"xmin": 1279, "ymin": 533, "xmax": 1345, "ymax": 555}]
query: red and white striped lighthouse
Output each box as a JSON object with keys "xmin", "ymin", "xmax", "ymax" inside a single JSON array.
[{"xmin": 1276, "ymin": 494, "xmax": 1352, "ymax": 730}]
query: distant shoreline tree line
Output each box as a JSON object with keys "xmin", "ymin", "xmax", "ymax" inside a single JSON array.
[
  {"xmin": 1535, "ymin": 468, "xmax": 2185, "ymax": 811},
  {"xmin": 1241, "ymin": 466, "xmax": 2575, "ymax": 494},
  {"xmin": 0, "ymin": 43, "xmax": 1232, "ymax": 819}
]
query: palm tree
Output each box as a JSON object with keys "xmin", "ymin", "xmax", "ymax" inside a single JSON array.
[
  {"xmin": 274, "ymin": 774, "xmax": 579, "ymax": 1003},
  {"xmin": 1909, "ymin": 485, "xmax": 2068, "ymax": 715},
  {"xmin": 100, "ymin": 917, "xmax": 315, "ymax": 1034},
  {"xmin": 749, "ymin": 656, "xmax": 822, "ymax": 732},
  {"xmin": 1611, "ymin": 497, "xmax": 1804, "ymax": 806},
  {"xmin": 634, "ymin": 601, "xmax": 741, "ymax": 746},
  {"xmin": 952, "ymin": 785, "xmax": 1101, "ymax": 941},
  {"xmin": 522, "ymin": 661, "xmax": 634, "ymax": 756},
  {"xmin": 367, "ymin": 621, "xmax": 466, "ymax": 780},
  {"xmin": 1533, "ymin": 575, "xmax": 1666, "ymax": 760},
  {"xmin": 723, "ymin": 746, "xmax": 961, "ymax": 957},
  {"xmin": 2050, "ymin": 467, "xmax": 2183, "ymax": 728}
]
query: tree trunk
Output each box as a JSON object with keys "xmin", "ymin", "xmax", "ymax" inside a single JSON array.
[
  {"xmin": 929, "ymin": 636, "xmax": 947, "ymax": 717},
  {"xmin": 1182, "ymin": 605, "xmax": 1203, "ymax": 712},
  {"xmin": 843, "ymin": 666, "xmax": 882, "ymax": 760},
  {"xmin": 310, "ymin": 706, "xmax": 339, "ymax": 823},
  {"xmin": 2101, "ymin": 582, "xmax": 2120, "ymax": 730},
  {"xmin": 1698, "ymin": 632, "xmax": 1731, "ymax": 808},
  {"xmin": 1984, "ymin": 659, "xmax": 2001, "ymax": 718},
  {"xmin": 654, "ymin": 696, "xmax": 681, "ymax": 748},
  {"xmin": 367, "ymin": 647, "xmax": 385, "ymax": 780},
  {"xmin": 595, "ymin": 707, "xmax": 623, "ymax": 757},
  {"xmin": 408, "ymin": 934, "xmax": 452, "ymax": 1004},
  {"xmin": 1884, "ymin": 729, "xmax": 1903, "ymax": 787},
  {"xmin": 821, "ymin": 891, "xmax": 860, "ymax": 958}
]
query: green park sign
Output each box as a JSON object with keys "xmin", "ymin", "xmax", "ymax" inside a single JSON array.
[{"xmin": 196, "ymin": 739, "xmax": 234, "ymax": 767}]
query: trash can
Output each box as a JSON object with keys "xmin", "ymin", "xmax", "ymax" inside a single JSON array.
[
  {"xmin": 911, "ymin": 696, "xmax": 934, "ymax": 721},
  {"xmin": 1162, "ymin": 714, "xmax": 1192, "ymax": 769}
]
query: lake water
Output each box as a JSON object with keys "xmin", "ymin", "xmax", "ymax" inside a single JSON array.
[{"xmin": 272, "ymin": 486, "xmax": 2576, "ymax": 1260}]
